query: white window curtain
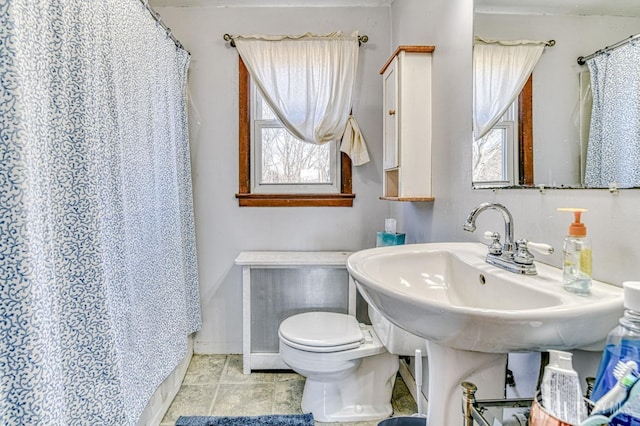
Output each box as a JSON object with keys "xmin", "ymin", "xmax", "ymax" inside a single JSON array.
[
  {"xmin": 473, "ymin": 36, "xmax": 546, "ymax": 140},
  {"xmin": 234, "ymin": 31, "xmax": 370, "ymax": 165}
]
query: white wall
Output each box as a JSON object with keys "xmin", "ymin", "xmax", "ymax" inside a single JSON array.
[{"xmin": 156, "ymin": 6, "xmax": 391, "ymax": 353}]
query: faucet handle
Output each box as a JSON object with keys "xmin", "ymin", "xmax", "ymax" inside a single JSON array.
[
  {"xmin": 514, "ymin": 239, "xmax": 535, "ymax": 265},
  {"xmin": 483, "ymin": 231, "xmax": 503, "ymax": 255},
  {"xmin": 513, "ymin": 239, "xmax": 554, "ymax": 265},
  {"xmin": 527, "ymin": 241, "xmax": 554, "ymax": 255}
]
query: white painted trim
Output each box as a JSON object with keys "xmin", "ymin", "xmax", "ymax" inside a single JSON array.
[
  {"xmin": 235, "ymin": 251, "xmax": 351, "ymax": 266},
  {"xmin": 235, "ymin": 250, "xmax": 354, "ymax": 374},
  {"xmin": 242, "ymin": 265, "xmax": 252, "ymax": 374},
  {"xmin": 250, "ymin": 353, "xmax": 290, "ymax": 370},
  {"xmin": 398, "ymin": 358, "xmax": 429, "ymax": 415}
]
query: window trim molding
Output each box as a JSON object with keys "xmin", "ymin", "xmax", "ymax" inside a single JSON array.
[
  {"xmin": 518, "ymin": 75, "xmax": 534, "ymax": 186},
  {"xmin": 235, "ymin": 57, "xmax": 354, "ymax": 207}
]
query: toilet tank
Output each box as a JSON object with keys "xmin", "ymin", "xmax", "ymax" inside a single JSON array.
[{"xmin": 368, "ymin": 305, "xmax": 427, "ymax": 357}]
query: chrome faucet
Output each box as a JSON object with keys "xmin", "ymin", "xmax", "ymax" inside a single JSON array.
[
  {"xmin": 463, "ymin": 202, "xmax": 515, "ymax": 254},
  {"xmin": 463, "ymin": 202, "xmax": 553, "ymax": 275}
]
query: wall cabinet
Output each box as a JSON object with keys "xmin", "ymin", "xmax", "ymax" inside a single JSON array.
[{"xmin": 380, "ymin": 45, "xmax": 435, "ymax": 201}]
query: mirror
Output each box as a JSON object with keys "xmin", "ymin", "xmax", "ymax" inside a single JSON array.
[{"xmin": 473, "ymin": 0, "xmax": 640, "ymax": 189}]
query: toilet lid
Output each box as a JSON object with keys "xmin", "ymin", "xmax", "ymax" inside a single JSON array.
[{"xmin": 279, "ymin": 312, "xmax": 363, "ymax": 350}]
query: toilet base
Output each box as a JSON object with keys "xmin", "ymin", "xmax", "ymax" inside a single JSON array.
[{"xmin": 301, "ymin": 352, "xmax": 399, "ymax": 423}]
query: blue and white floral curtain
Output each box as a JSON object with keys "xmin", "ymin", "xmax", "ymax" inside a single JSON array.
[
  {"xmin": 585, "ymin": 40, "xmax": 640, "ymax": 188},
  {"xmin": 0, "ymin": 1, "xmax": 201, "ymax": 425}
]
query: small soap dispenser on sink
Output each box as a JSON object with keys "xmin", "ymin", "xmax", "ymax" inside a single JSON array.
[{"xmin": 558, "ymin": 208, "xmax": 592, "ymax": 295}]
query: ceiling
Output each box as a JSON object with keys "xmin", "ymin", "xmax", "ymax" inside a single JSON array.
[
  {"xmin": 149, "ymin": 0, "xmax": 392, "ymax": 7},
  {"xmin": 148, "ymin": 0, "xmax": 639, "ymax": 17},
  {"xmin": 475, "ymin": 0, "xmax": 640, "ymax": 17}
]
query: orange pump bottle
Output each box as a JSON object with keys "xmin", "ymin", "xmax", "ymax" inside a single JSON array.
[{"xmin": 558, "ymin": 208, "xmax": 592, "ymax": 295}]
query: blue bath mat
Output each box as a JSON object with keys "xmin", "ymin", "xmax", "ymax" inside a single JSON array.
[{"xmin": 175, "ymin": 413, "xmax": 314, "ymax": 426}]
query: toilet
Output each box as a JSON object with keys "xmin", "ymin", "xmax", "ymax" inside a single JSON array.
[{"xmin": 278, "ymin": 307, "xmax": 427, "ymax": 422}]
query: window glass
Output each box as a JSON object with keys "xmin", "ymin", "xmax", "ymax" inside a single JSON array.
[
  {"xmin": 472, "ymin": 102, "xmax": 517, "ymax": 186},
  {"xmin": 251, "ymin": 85, "xmax": 338, "ymax": 193},
  {"xmin": 258, "ymin": 126, "xmax": 332, "ymax": 184}
]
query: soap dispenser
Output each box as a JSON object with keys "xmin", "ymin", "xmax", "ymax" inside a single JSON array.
[{"xmin": 558, "ymin": 208, "xmax": 592, "ymax": 295}]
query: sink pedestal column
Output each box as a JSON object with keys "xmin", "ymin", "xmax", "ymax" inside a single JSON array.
[{"xmin": 426, "ymin": 341, "xmax": 507, "ymax": 425}]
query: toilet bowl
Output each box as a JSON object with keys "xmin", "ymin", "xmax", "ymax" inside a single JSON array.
[{"xmin": 278, "ymin": 309, "xmax": 426, "ymax": 422}]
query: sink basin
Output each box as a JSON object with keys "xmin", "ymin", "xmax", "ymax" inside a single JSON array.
[
  {"xmin": 347, "ymin": 242, "xmax": 623, "ymax": 353},
  {"xmin": 347, "ymin": 242, "xmax": 624, "ymax": 424}
]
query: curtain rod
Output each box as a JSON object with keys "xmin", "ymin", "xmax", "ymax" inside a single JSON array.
[
  {"xmin": 577, "ymin": 33, "xmax": 640, "ymax": 65},
  {"xmin": 223, "ymin": 33, "xmax": 369, "ymax": 48},
  {"xmin": 138, "ymin": 0, "xmax": 189, "ymax": 53},
  {"xmin": 474, "ymin": 37, "xmax": 556, "ymax": 47}
]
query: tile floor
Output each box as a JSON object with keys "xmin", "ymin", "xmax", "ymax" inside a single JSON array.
[{"xmin": 161, "ymin": 354, "xmax": 419, "ymax": 426}]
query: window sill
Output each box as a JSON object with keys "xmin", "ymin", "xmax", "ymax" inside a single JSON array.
[
  {"xmin": 236, "ymin": 193, "xmax": 355, "ymax": 207},
  {"xmin": 379, "ymin": 196, "xmax": 435, "ymax": 202}
]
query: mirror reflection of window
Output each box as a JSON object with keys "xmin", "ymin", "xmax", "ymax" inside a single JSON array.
[
  {"xmin": 472, "ymin": 37, "xmax": 544, "ymax": 188},
  {"xmin": 473, "ymin": 102, "xmax": 518, "ymax": 186}
]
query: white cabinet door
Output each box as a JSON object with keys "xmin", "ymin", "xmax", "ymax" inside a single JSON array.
[{"xmin": 383, "ymin": 58, "xmax": 399, "ymax": 170}]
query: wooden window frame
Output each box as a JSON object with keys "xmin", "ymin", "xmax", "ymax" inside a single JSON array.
[
  {"xmin": 518, "ymin": 75, "xmax": 534, "ymax": 186},
  {"xmin": 235, "ymin": 58, "xmax": 355, "ymax": 207}
]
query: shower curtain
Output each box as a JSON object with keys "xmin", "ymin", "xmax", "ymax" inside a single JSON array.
[
  {"xmin": 585, "ymin": 41, "xmax": 640, "ymax": 188},
  {"xmin": 1, "ymin": 1, "xmax": 201, "ymax": 425}
]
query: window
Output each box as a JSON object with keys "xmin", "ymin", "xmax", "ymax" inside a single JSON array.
[
  {"xmin": 251, "ymin": 83, "xmax": 340, "ymax": 194},
  {"xmin": 473, "ymin": 102, "xmax": 517, "ymax": 186},
  {"xmin": 236, "ymin": 58, "xmax": 354, "ymax": 207},
  {"xmin": 472, "ymin": 76, "xmax": 533, "ymax": 187}
]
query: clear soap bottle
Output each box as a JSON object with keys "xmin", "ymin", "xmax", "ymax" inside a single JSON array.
[
  {"xmin": 591, "ymin": 281, "xmax": 640, "ymax": 403},
  {"xmin": 558, "ymin": 208, "xmax": 592, "ymax": 295}
]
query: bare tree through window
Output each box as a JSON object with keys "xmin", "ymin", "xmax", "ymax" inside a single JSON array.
[
  {"xmin": 473, "ymin": 128, "xmax": 506, "ymax": 182},
  {"xmin": 261, "ymin": 128, "xmax": 331, "ymax": 184},
  {"xmin": 257, "ymin": 92, "xmax": 332, "ymax": 185}
]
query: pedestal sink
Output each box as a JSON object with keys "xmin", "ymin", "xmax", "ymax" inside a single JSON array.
[{"xmin": 346, "ymin": 242, "xmax": 624, "ymax": 425}]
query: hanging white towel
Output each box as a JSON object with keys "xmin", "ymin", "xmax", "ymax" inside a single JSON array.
[{"xmin": 340, "ymin": 115, "xmax": 370, "ymax": 166}]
